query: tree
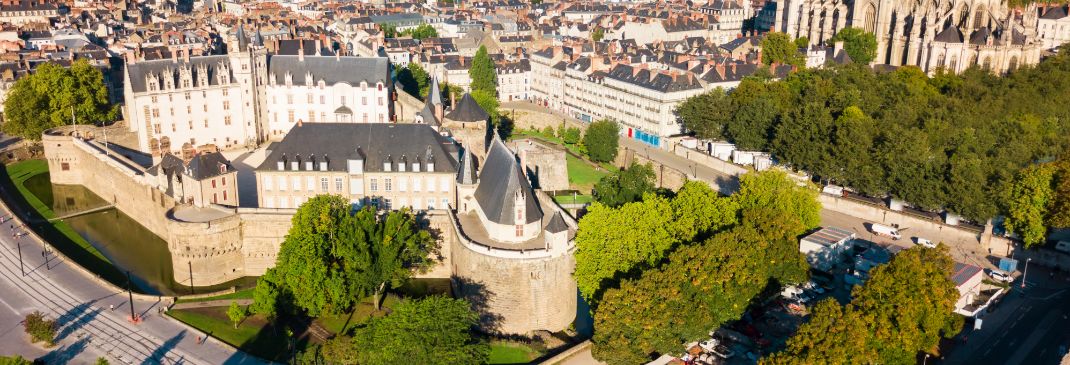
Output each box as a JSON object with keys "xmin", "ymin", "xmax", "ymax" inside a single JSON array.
[
  {"xmin": 592, "ymin": 207, "xmax": 809, "ymax": 364},
  {"xmin": 1002, "ymin": 164, "xmax": 1056, "ymax": 248},
  {"xmin": 794, "ymin": 36, "xmax": 810, "ymax": 50},
  {"xmin": 470, "ymin": 89, "xmax": 504, "ymax": 138},
  {"xmin": 828, "ymin": 27, "xmax": 878, "ymax": 64},
  {"xmin": 592, "ymin": 27, "xmax": 605, "ymax": 42},
  {"xmin": 760, "ymin": 32, "xmax": 802, "ymax": 66},
  {"xmin": 468, "ymin": 46, "xmax": 497, "ymax": 96},
  {"xmin": 676, "ymin": 88, "xmax": 732, "ymax": 140},
  {"xmin": 0, "ymin": 355, "xmax": 33, "ymax": 365},
  {"xmin": 397, "ymin": 62, "xmax": 430, "ymax": 99},
  {"xmin": 1048, "ymin": 158, "xmax": 1070, "ymax": 228},
  {"xmin": 593, "ymin": 162, "xmax": 656, "ymax": 207},
  {"xmin": 227, "ymin": 301, "xmax": 247, "ymax": 328},
  {"xmin": 561, "ymin": 127, "xmax": 582, "ymax": 145},
  {"xmin": 583, "ymin": 119, "xmax": 619, "ymax": 163},
  {"xmin": 379, "ymin": 23, "xmax": 398, "ymax": 38},
  {"xmin": 353, "ymin": 296, "xmax": 489, "ymax": 365},
  {"xmin": 575, "ymin": 182, "xmax": 738, "ymax": 302},
  {"xmin": 23, "ymin": 311, "xmax": 56, "ymax": 346},
  {"xmin": 735, "ymin": 170, "xmax": 822, "ymax": 232},
  {"xmin": 2, "ymin": 60, "xmax": 118, "ymax": 140},
  {"xmin": 405, "ymin": 23, "xmax": 439, "ymax": 40},
  {"xmin": 95, "ymin": 358, "xmax": 109, "ymax": 365},
  {"xmin": 249, "ymin": 196, "xmax": 434, "ymax": 317},
  {"xmin": 765, "ymin": 245, "xmax": 962, "ymax": 364}
]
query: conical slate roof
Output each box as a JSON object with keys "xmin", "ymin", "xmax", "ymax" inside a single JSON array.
[
  {"xmin": 445, "ymin": 93, "xmax": 490, "ymax": 122},
  {"xmin": 429, "ymin": 77, "xmax": 443, "ymax": 106},
  {"xmin": 473, "ymin": 136, "xmax": 543, "ymax": 225},
  {"xmin": 236, "ymin": 24, "xmax": 249, "ymax": 51},
  {"xmin": 546, "ymin": 211, "xmax": 569, "ymax": 234},
  {"xmin": 456, "ymin": 147, "xmax": 477, "ymax": 185},
  {"xmin": 420, "ymin": 96, "xmax": 440, "ymax": 126}
]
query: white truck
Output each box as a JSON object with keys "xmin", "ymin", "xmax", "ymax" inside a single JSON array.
[{"xmin": 869, "ymin": 223, "xmax": 902, "ymax": 240}]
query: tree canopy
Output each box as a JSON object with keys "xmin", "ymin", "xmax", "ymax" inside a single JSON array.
[
  {"xmin": 760, "ymin": 32, "xmax": 803, "ymax": 66},
  {"xmin": 827, "ymin": 27, "xmax": 878, "ymax": 64},
  {"xmin": 593, "ymin": 162, "xmax": 656, "ymax": 207},
  {"xmin": 250, "ymin": 195, "xmax": 435, "ymax": 317},
  {"xmin": 397, "ymin": 62, "xmax": 430, "ymax": 99},
  {"xmin": 406, "ymin": 24, "xmax": 439, "ymax": 40},
  {"xmin": 353, "ymin": 296, "xmax": 489, "ymax": 365},
  {"xmin": 764, "ymin": 245, "xmax": 962, "ymax": 364},
  {"xmin": 469, "ymin": 46, "xmax": 497, "ymax": 96},
  {"xmin": 676, "ymin": 46, "xmax": 1070, "ymax": 222},
  {"xmin": 592, "ymin": 207, "xmax": 810, "ymax": 364},
  {"xmin": 2, "ymin": 60, "xmax": 118, "ymax": 140},
  {"xmin": 1002, "ymin": 158, "xmax": 1070, "ymax": 247},
  {"xmin": 583, "ymin": 119, "xmax": 620, "ymax": 163}
]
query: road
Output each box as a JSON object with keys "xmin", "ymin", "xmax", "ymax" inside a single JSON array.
[
  {"xmin": 0, "ymin": 195, "xmax": 267, "ymax": 363},
  {"xmin": 941, "ymin": 265, "xmax": 1070, "ymax": 365}
]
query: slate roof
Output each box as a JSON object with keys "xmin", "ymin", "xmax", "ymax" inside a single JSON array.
[
  {"xmin": 1041, "ymin": 5, "xmax": 1068, "ymax": 20},
  {"xmin": 445, "ymin": 93, "xmax": 490, "ymax": 122},
  {"xmin": 545, "ymin": 211, "xmax": 568, "ymax": 233},
  {"xmin": 969, "ymin": 27, "xmax": 991, "ymax": 45},
  {"xmin": 268, "ymin": 55, "xmax": 390, "ymax": 87},
  {"xmin": 606, "ymin": 64, "xmax": 702, "ymax": 93},
  {"xmin": 473, "ymin": 137, "xmax": 543, "ymax": 225},
  {"xmin": 126, "ymin": 55, "xmax": 233, "ymax": 93},
  {"xmin": 154, "ymin": 152, "xmax": 233, "ymax": 181},
  {"xmin": 935, "ymin": 26, "xmax": 964, "ymax": 43},
  {"xmin": 256, "ymin": 123, "xmax": 459, "ymax": 173},
  {"xmin": 456, "ymin": 147, "xmax": 477, "ymax": 185}
]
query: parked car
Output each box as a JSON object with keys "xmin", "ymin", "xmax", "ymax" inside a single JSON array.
[
  {"xmin": 913, "ymin": 237, "xmax": 936, "ymax": 248},
  {"xmin": 699, "ymin": 339, "xmax": 736, "ymax": 359},
  {"xmin": 989, "ymin": 270, "xmax": 1014, "ymax": 282}
]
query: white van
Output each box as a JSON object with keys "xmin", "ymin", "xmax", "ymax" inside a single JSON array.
[{"xmin": 870, "ymin": 223, "xmax": 902, "ymax": 240}]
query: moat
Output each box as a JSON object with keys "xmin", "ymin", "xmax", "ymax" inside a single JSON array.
[{"xmin": 23, "ymin": 172, "xmax": 249, "ymax": 295}]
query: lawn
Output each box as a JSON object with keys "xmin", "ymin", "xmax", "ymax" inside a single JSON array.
[
  {"xmin": 1, "ymin": 160, "xmax": 122, "ymax": 285},
  {"xmin": 175, "ymin": 288, "xmax": 255, "ymax": 304},
  {"xmin": 315, "ymin": 294, "xmax": 401, "ymax": 335},
  {"xmin": 488, "ymin": 341, "xmax": 542, "ymax": 364},
  {"xmin": 553, "ymin": 193, "xmax": 594, "ymax": 205},
  {"xmin": 566, "ymin": 154, "xmax": 608, "ymax": 193},
  {"xmin": 168, "ymin": 307, "xmax": 289, "ymax": 362}
]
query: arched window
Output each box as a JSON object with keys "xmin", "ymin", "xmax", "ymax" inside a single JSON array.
[
  {"xmin": 936, "ymin": 52, "xmax": 946, "ymax": 68},
  {"xmin": 1008, "ymin": 56, "xmax": 1019, "ymax": 72},
  {"xmin": 982, "ymin": 56, "xmax": 991, "ymax": 70},
  {"xmin": 973, "ymin": 6, "xmax": 985, "ymax": 30},
  {"xmin": 949, "ymin": 55, "xmax": 958, "ymax": 71},
  {"xmin": 864, "ymin": 4, "xmax": 877, "ymax": 33}
]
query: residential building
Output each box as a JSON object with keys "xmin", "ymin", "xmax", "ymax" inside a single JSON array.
[
  {"xmin": 799, "ymin": 226, "xmax": 855, "ymax": 272},
  {"xmin": 1036, "ymin": 5, "xmax": 1070, "ymax": 50},
  {"xmin": 0, "ymin": 1, "xmax": 57, "ymax": 25},
  {"xmin": 496, "ymin": 59, "xmax": 530, "ymax": 102},
  {"xmin": 149, "ymin": 152, "xmax": 238, "ymax": 208}
]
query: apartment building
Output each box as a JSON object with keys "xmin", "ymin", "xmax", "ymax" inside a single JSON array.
[{"xmin": 255, "ymin": 123, "xmax": 459, "ymax": 211}]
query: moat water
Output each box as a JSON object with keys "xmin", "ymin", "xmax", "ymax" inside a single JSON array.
[{"xmin": 23, "ymin": 173, "xmax": 217, "ymax": 295}]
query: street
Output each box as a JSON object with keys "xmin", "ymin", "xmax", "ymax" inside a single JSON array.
[
  {"xmin": 0, "ymin": 199, "xmax": 267, "ymax": 363},
  {"xmin": 941, "ymin": 265, "xmax": 1070, "ymax": 365}
]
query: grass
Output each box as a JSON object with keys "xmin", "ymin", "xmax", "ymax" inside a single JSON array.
[
  {"xmin": 553, "ymin": 194, "xmax": 594, "ymax": 204},
  {"xmin": 168, "ymin": 308, "xmax": 289, "ymax": 362},
  {"xmin": 175, "ymin": 288, "xmax": 256, "ymax": 304},
  {"xmin": 566, "ymin": 154, "xmax": 608, "ymax": 193},
  {"xmin": 1, "ymin": 160, "xmax": 124, "ymax": 285},
  {"xmin": 315, "ymin": 294, "xmax": 401, "ymax": 335},
  {"xmin": 488, "ymin": 341, "xmax": 542, "ymax": 364}
]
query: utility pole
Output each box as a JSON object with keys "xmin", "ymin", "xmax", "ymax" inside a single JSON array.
[
  {"xmin": 188, "ymin": 261, "xmax": 195, "ymax": 295},
  {"xmin": 126, "ymin": 271, "xmax": 137, "ymax": 323}
]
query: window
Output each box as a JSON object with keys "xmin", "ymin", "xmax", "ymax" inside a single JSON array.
[
  {"xmin": 378, "ymin": 97, "xmax": 384, "ymax": 106},
  {"xmin": 222, "ymin": 177, "xmax": 227, "ymax": 186},
  {"xmin": 225, "ymin": 116, "xmax": 232, "ymax": 125},
  {"xmin": 203, "ymin": 105, "xmax": 208, "ymax": 112},
  {"xmin": 288, "ymin": 110, "xmax": 295, "ymax": 124},
  {"xmin": 439, "ymin": 178, "xmax": 449, "ymax": 192},
  {"xmin": 264, "ymin": 196, "xmax": 274, "ymax": 208},
  {"xmin": 204, "ymin": 120, "xmax": 209, "ymax": 128},
  {"xmin": 287, "ymin": 94, "xmax": 293, "ymax": 104},
  {"xmin": 399, "ymin": 178, "xmax": 408, "ymax": 192},
  {"xmin": 363, "ymin": 113, "xmax": 368, "ymax": 123},
  {"xmin": 154, "ymin": 124, "xmax": 161, "ymax": 134},
  {"xmin": 223, "ymin": 190, "xmax": 228, "ymax": 201},
  {"xmin": 184, "ymin": 91, "xmax": 191, "ymax": 100},
  {"xmin": 370, "ymin": 179, "xmax": 378, "ymax": 192},
  {"xmin": 320, "ymin": 177, "xmax": 329, "ymax": 191},
  {"xmin": 399, "ymin": 197, "xmax": 408, "ymax": 208},
  {"xmin": 223, "ymin": 89, "xmax": 229, "ymax": 96},
  {"xmin": 263, "ymin": 176, "xmax": 273, "ymax": 190},
  {"xmin": 309, "ymin": 111, "xmax": 315, "ymax": 123},
  {"xmin": 441, "ymin": 198, "xmax": 449, "ymax": 209},
  {"xmin": 61, "ymin": 163, "xmax": 70, "ymax": 171},
  {"xmin": 385, "ymin": 178, "xmax": 392, "ymax": 192},
  {"xmin": 306, "ymin": 176, "xmax": 315, "ymax": 191},
  {"xmin": 212, "ymin": 179, "xmax": 217, "ymax": 188},
  {"xmin": 515, "ymin": 225, "xmax": 523, "ymax": 237},
  {"xmin": 379, "ymin": 114, "xmax": 384, "ymax": 123},
  {"xmin": 292, "ymin": 177, "xmax": 302, "ymax": 191},
  {"xmin": 427, "ymin": 199, "xmax": 435, "ymax": 210},
  {"xmin": 413, "ymin": 178, "xmax": 421, "ymax": 192},
  {"xmin": 335, "ymin": 177, "xmax": 343, "ymax": 191},
  {"xmin": 320, "ymin": 95, "xmax": 325, "ymax": 104},
  {"xmin": 307, "ymin": 94, "xmax": 313, "ymax": 103},
  {"xmin": 213, "ymin": 193, "xmax": 217, "ymax": 203},
  {"xmin": 223, "ymin": 101, "xmax": 230, "ymax": 110},
  {"xmin": 362, "ymin": 96, "xmax": 367, "ymax": 105},
  {"xmin": 188, "ymin": 121, "xmax": 193, "ymax": 130},
  {"xmin": 277, "ymin": 176, "xmax": 287, "ymax": 191}
]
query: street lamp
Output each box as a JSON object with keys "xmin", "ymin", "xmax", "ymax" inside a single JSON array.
[
  {"xmin": 924, "ymin": 353, "xmax": 930, "ymax": 365},
  {"xmin": 1022, "ymin": 258, "xmax": 1033, "ymax": 289}
]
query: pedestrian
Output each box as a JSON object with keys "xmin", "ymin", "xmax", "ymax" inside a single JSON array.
[{"xmin": 109, "ymin": 304, "xmax": 114, "ymax": 311}]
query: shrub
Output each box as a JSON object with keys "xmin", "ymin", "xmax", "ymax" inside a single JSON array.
[{"xmin": 23, "ymin": 311, "xmax": 56, "ymax": 346}]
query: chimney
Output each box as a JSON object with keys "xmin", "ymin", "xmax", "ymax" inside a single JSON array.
[
  {"xmin": 450, "ymin": 91, "xmax": 456, "ymax": 107},
  {"xmin": 297, "ymin": 119, "xmax": 303, "ymax": 127},
  {"xmin": 833, "ymin": 41, "xmax": 844, "ymax": 57},
  {"xmin": 171, "ymin": 48, "xmax": 177, "ymax": 63},
  {"xmin": 298, "ymin": 41, "xmax": 305, "ymax": 62},
  {"xmin": 182, "ymin": 48, "xmax": 189, "ymax": 62},
  {"xmin": 715, "ymin": 62, "xmax": 725, "ymax": 79},
  {"xmin": 756, "ymin": 49, "xmax": 762, "ymax": 65}
]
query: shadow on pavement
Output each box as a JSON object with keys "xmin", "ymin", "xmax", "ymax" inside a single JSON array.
[
  {"xmin": 39, "ymin": 336, "xmax": 90, "ymax": 363},
  {"xmin": 54, "ymin": 300, "xmax": 100, "ymax": 343},
  {"xmin": 141, "ymin": 329, "xmax": 186, "ymax": 365}
]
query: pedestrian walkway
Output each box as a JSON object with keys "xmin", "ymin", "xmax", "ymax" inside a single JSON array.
[{"xmin": 171, "ymin": 298, "xmax": 254, "ymax": 310}]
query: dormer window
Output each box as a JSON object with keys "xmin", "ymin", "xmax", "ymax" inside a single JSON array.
[
  {"xmin": 412, "ymin": 162, "xmax": 420, "ymax": 172},
  {"xmin": 398, "ymin": 161, "xmax": 406, "ymax": 172},
  {"xmin": 277, "ymin": 154, "xmax": 287, "ymax": 171},
  {"xmin": 291, "ymin": 155, "xmax": 300, "ymax": 171},
  {"xmin": 320, "ymin": 156, "xmax": 329, "ymax": 171},
  {"xmin": 305, "ymin": 160, "xmax": 313, "ymax": 171},
  {"xmin": 384, "ymin": 161, "xmax": 392, "ymax": 172},
  {"xmin": 285, "ymin": 72, "xmax": 293, "ymax": 86}
]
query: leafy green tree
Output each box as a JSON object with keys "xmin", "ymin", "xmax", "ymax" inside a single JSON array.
[
  {"xmin": 0, "ymin": 355, "xmax": 33, "ymax": 365},
  {"xmin": 828, "ymin": 27, "xmax": 878, "ymax": 64},
  {"xmin": 23, "ymin": 311, "xmax": 56, "ymax": 346},
  {"xmin": 379, "ymin": 23, "xmax": 397, "ymax": 38},
  {"xmin": 592, "ymin": 27, "xmax": 605, "ymax": 42},
  {"xmin": 3, "ymin": 60, "xmax": 118, "ymax": 140},
  {"xmin": 353, "ymin": 296, "xmax": 489, "ymax": 365},
  {"xmin": 592, "ymin": 207, "xmax": 809, "ymax": 364},
  {"xmin": 583, "ymin": 119, "xmax": 619, "ymax": 163},
  {"xmin": 1048, "ymin": 158, "xmax": 1070, "ymax": 228},
  {"xmin": 397, "ymin": 63, "xmax": 430, "ymax": 99},
  {"xmin": 765, "ymin": 245, "xmax": 961, "ymax": 364},
  {"xmin": 405, "ymin": 23, "xmax": 439, "ymax": 39},
  {"xmin": 1003, "ymin": 164, "xmax": 1056, "ymax": 247},
  {"xmin": 227, "ymin": 301, "xmax": 246, "ymax": 328},
  {"xmin": 735, "ymin": 170, "xmax": 821, "ymax": 232},
  {"xmin": 250, "ymin": 196, "xmax": 434, "ymax": 317},
  {"xmin": 576, "ymin": 182, "xmax": 738, "ymax": 302},
  {"xmin": 593, "ymin": 163, "xmax": 656, "ymax": 207},
  {"xmin": 468, "ymin": 46, "xmax": 497, "ymax": 96},
  {"xmin": 676, "ymin": 88, "xmax": 732, "ymax": 140},
  {"xmin": 794, "ymin": 36, "xmax": 810, "ymax": 50},
  {"xmin": 561, "ymin": 127, "xmax": 582, "ymax": 144},
  {"xmin": 760, "ymin": 32, "xmax": 802, "ymax": 66},
  {"xmin": 470, "ymin": 89, "xmax": 503, "ymax": 138},
  {"xmin": 95, "ymin": 358, "xmax": 109, "ymax": 365}
]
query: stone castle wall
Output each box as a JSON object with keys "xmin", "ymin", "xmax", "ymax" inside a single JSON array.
[
  {"xmin": 511, "ymin": 139, "xmax": 569, "ymax": 191},
  {"xmin": 166, "ymin": 212, "xmax": 245, "ymax": 285}
]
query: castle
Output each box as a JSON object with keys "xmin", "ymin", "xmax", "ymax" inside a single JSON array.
[
  {"xmin": 43, "ymin": 76, "xmax": 577, "ymax": 335},
  {"xmin": 771, "ymin": 0, "xmax": 1043, "ymax": 73}
]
